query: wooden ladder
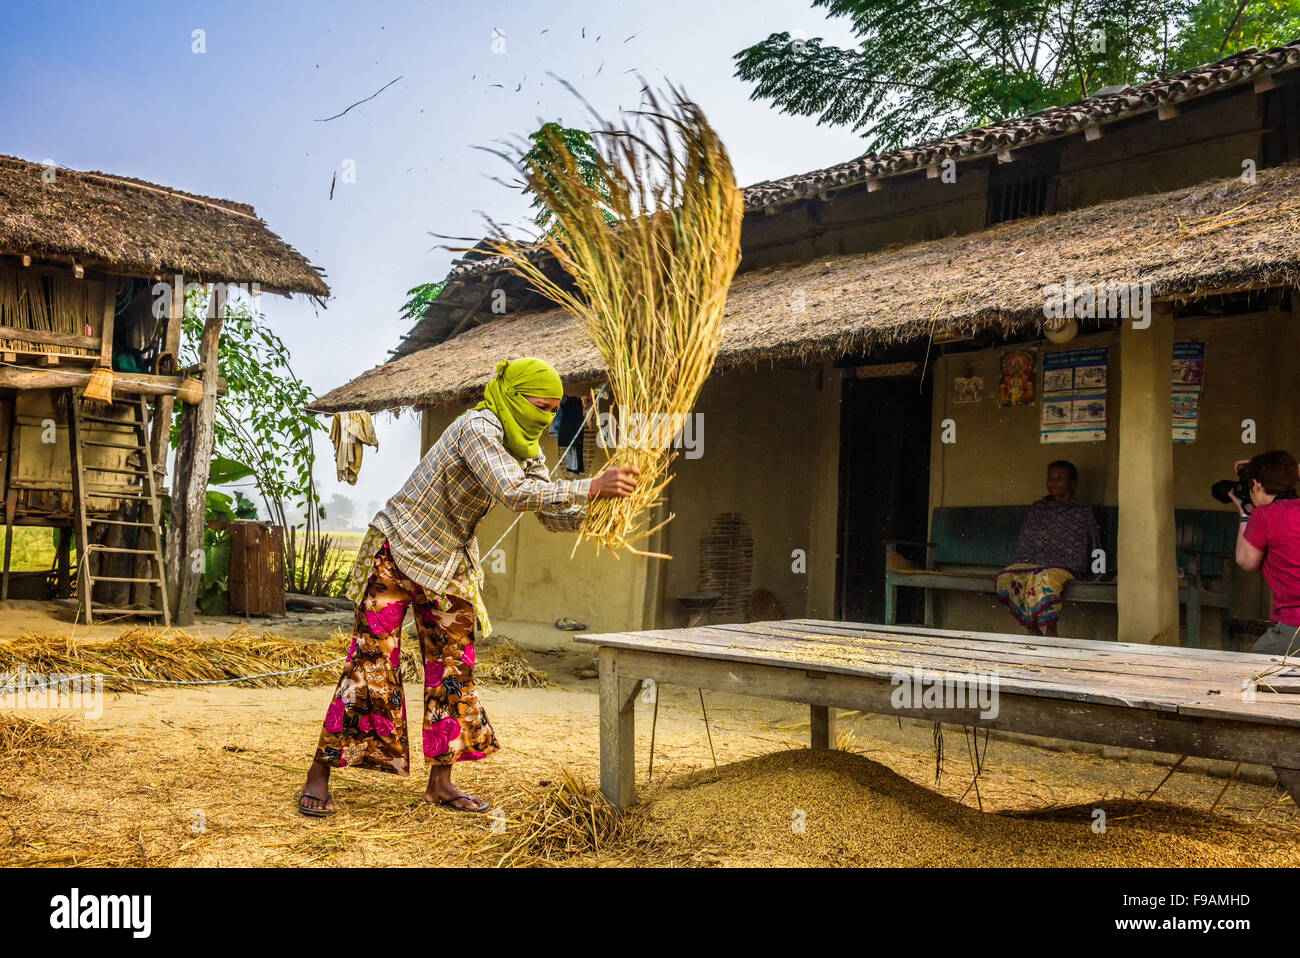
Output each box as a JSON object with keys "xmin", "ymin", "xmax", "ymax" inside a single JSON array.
[{"xmin": 68, "ymin": 391, "xmax": 171, "ymax": 626}]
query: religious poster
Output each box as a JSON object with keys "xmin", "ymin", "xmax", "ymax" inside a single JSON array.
[
  {"xmin": 998, "ymin": 350, "xmax": 1036, "ymax": 406},
  {"xmin": 953, "ymin": 376, "xmax": 984, "ymax": 404},
  {"xmin": 1040, "ymin": 347, "xmax": 1109, "ymax": 443},
  {"xmin": 1172, "ymin": 341, "xmax": 1205, "ymax": 442}
]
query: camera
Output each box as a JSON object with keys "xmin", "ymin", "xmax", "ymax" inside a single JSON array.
[{"xmin": 1211, "ymin": 465, "xmax": 1252, "ymax": 514}]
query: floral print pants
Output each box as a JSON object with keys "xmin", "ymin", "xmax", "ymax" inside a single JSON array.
[{"xmin": 313, "ymin": 540, "xmax": 500, "ymax": 774}]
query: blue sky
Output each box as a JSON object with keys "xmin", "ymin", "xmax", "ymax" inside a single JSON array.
[{"xmin": 2, "ymin": 0, "xmax": 865, "ymax": 519}]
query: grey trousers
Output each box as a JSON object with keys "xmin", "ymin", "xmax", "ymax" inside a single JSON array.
[{"xmin": 1252, "ymin": 621, "xmax": 1300, "ymax": 655}]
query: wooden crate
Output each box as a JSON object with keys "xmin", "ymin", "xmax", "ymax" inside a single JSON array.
[{"xmin": 226, "ymin": 521, "xmax": 285, "ymax": 616}]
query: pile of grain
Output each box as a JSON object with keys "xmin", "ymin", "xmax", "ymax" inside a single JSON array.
[{"xmin": 643, "ymin": 749, "xmax": 1300, "ymax": 867}]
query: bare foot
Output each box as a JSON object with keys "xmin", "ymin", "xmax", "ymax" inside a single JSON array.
[{"xmin": 299, "ymin": 759, "xmax": 336, "ymax": 815}]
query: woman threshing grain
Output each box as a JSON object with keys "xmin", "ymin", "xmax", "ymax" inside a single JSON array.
[
  {"xmin": 995, "ymin": 460, "xmax": 1101, "ymax": 637},
  {"xmin": 299, "ymin": 357, "xmax": 638, "ymax": 816}
]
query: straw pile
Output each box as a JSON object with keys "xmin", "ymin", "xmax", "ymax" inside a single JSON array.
[
  {"xmin": 491, "ymin": 87, "xmax": 744, "ymax": 557},
  {"xmin": 0, "ymin": 626, "xmax": 423, "ymax": 692},
  {"xmin": 477, "ymin": 766, "xmax": 653, "ymax": 866},
  {"xmin": 476, "ymin": 640, "xmax": 548, "ymax": 688},
  {"xmin": 0, "ymin": 714, "xmax": 98, "ymax": 767}
]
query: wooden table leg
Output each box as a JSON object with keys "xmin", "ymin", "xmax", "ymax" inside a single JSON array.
[
  {"xmin": 1274, "ymin": 766, "xmax": 1300, "ymax": 808},
  {"xmin": 810, "ymin": 704, "xmax": 835, "ymax": 750},
  {"xmin": 598, "ymin": 647, "xmax": 636, "ymax": 809}
]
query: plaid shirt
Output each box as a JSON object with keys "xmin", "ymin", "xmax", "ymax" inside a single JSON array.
[{"xmin": 371, "ymin": 409, "xmax": 592, "ymax": 595}]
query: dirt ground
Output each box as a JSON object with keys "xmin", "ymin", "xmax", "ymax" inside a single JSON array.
[{"xmin": 1, "ymin": 605, "xmax": 1298, "ymax": 867}]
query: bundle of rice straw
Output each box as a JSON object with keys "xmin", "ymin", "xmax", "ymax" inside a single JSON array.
[
  {"xmin": 476, "ymin": 639, "xmax": 549, "ymax": 688},
  {"xmin": 490, "ymin": 86, "xmax": 744, "ymax": 557}
]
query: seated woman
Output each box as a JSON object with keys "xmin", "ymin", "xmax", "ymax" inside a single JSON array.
[{"xmin": 996, "ymin": 460, "xmax": 1101, "ymax": 637}]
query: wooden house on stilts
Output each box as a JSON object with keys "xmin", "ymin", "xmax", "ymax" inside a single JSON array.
[{"xmin": 0, "ymin": 154, "xmax": 328, "ymax": 625}]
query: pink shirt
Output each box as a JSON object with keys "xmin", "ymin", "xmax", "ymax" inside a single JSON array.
[{"xmin": 1244, "ymin": 498, "xmax": 1300, "ymax": 627}]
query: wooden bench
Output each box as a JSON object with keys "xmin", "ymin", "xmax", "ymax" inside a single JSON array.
[
  {"xmin": 578, "ymin": 619, "xmax": 1300, "ymax": 809},
  {"xmin": 884, "ymin": 506, "xmax": 1238, "ymax": 647}
]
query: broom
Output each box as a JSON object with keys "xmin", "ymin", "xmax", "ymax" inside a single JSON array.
[{"xmin": 489, "ymin": 85, "xmax": 744, "ymax": 558}]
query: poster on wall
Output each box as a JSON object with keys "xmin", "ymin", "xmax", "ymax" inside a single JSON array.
[
  {"xmin": 953, "ymin": 376, "xmax": 984, "ymax": 404},
  {"xmin": 1040, "ymin": 347, "xmax": 1109, "ymax": 443},
  {"xmin": 1172, "ymin": 341, "xmax": 1205, "ymax": 442},
  {"xmin": 998, "ymin": 350, "xmax": 1036, "ymax": 406}
]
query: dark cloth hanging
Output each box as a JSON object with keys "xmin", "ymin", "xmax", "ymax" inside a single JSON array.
[{"xmin": 556, "ymin": 395, "xmax": 584, "ymax": 472}]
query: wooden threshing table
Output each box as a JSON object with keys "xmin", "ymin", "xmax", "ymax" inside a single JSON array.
[{"xmin": 576, "ymin": 619, "xmax": 1300, "ymax": 809}]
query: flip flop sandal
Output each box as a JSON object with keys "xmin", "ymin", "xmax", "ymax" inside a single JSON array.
[
  {"xmin": 439, "ymin": 795, "xmax": 491, "ymax": 814},
  {"xmin": 298, "ymin": 792, "xmax": 337, "ymax": 818}
]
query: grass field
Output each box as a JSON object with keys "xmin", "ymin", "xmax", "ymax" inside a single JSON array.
[
  {"xmin": 3, "ymin": 527, "xmax": 364, "ymax": 586},
  {"xmin": 4, "ymin": 529, "xmax": 59, "ymax": 571}
]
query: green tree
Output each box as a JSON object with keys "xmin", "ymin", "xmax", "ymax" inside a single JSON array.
[
  {"xmin": 178, "ymin": 288, "xmax": 327, "ymax": 593},
  {"xmin": 522, "ymin": 121, "xmax": 615, "ymax": 230},
  {"xmin": 399, "ymin": 121, "xmax": 613, "ymax": 325},
  {"xmin": 398, "ymin": 280, "xmax": 446, "ymax": 324},
  {"xmin": 733, "ymin": 1, "xmax": 1300, "ymax": 152},
  {"xmin": 1169, "ymin": 0, "xmax": 1300, "ymax": 73}
]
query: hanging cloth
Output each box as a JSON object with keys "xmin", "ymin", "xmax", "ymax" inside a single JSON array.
[
  {"xmin": 330, "ymin": 411, "xmax": 379, "ymax": 485},
  {"xmin": 556, "ymin": 395, "xmax": 584, "ymax": 474}
]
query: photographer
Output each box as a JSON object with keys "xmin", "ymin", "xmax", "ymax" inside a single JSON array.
[{"xmin": 1230, "ymin": 450, "xmax": 1300, "ymax": 656}]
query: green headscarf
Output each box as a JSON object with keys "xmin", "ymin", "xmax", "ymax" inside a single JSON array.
[{"xmin": 474, "ymin": 357, "xmax": 563, "ymax": 460}]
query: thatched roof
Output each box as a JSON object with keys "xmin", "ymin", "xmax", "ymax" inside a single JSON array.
[
  {"xmin": 311, "ymin": 162, "xmax": 1300, "ymax": 413},
  {"xmin": 0, "ymin": 154, "xmax": 329, "ymax": 297}
]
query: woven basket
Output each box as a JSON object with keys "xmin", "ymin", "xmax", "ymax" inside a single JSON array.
[{"xmin": 697, "ymin": 512, "xmax": 754, "ymax": 621}]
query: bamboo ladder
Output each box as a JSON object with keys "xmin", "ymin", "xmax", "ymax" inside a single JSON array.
[{"xmin": 67, "ymin": 391, "xmax": 170, "ymax": 625}]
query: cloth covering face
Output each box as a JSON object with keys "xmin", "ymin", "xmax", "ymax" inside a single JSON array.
[
  {"xmin": 329, "ymin": 412, "xmax": 379, "ymax": 485},
  {"xmin": 315, "ymin": 539, "xmax": 500, "ymax": 773},
  {"xmin": 473, "ymin": 357, "xmax": 562, "ymax": 460}
]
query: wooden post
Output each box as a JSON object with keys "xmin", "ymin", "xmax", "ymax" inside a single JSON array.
[
  {"xmin": 810, "ymin": 705, "xmax": 835, "ymax": 750},
  {"xmin": 150, "ymin": 277, "xmax": 184, "ymax": 483},
  {"xmin": 598, "ymin": 646, "xmax": 637, "ymax": 808},
  {"xmin": 1, "ymin": 489, "xmax": 14, "ymax": 602},
  {"xmin": 1117, "ymin": 303, "xmax": 1179, "ymax": 644},
  {"xmin": 99, "ymin": 277, "xmax": 116, "ymax": 368},
  {"xmin": 166, "ymin": 293, "xmax": 222, "ymax": 625},
  {"xmin": 55, "ymin": 527, "xmax": 71, "ymax": 598}
]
